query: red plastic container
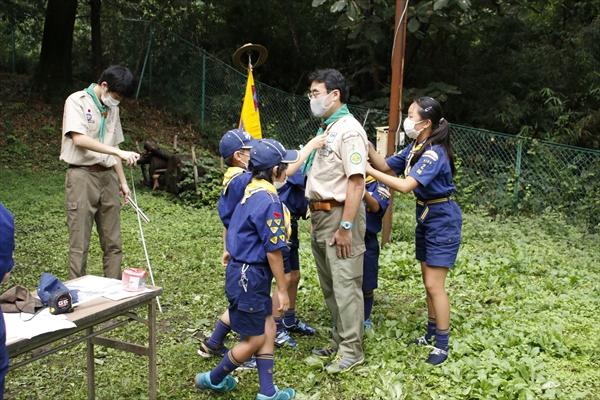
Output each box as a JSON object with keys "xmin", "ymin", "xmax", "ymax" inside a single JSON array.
[{"xmin": 122, "ymin": 268, "xmax": 147, "ymax": 292}]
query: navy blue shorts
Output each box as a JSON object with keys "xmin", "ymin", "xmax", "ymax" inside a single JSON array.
[
  {"xmin": 415, "ymin": 200, "xmax": 462, "ymax": 268},
  {"xmin": 282, "ymin": 221, "xmax": 300, "ymax": 273},
  {"xmin": 362, "ymin": 232, "xmax": 380, "ymax": 292},
  {"xmin": 225, "ymin": 261, "xmax": 273, "ymax": 336}
]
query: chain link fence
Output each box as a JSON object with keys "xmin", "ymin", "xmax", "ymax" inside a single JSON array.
[{"xmin": 7, "ymin": 17, "xmax": 600, "ymax": 232}]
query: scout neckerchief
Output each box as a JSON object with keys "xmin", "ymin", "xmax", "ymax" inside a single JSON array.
[
  {"xmin": 301, "ymin": 104, "xmax": 353, "ymax": 174},
  {"xmin": 222, "ymin": 166, "xmax": 246, "ymax": 194},
  {"xmin": 83, "ymin": 83, "xmax": 108, "ymax": 143},
  {"xmin": 404, "ymin": 139, "xmax": 428, "ymax": 177},
  {"xmin": 241, "ymin": 179, "xmax": 292, "ymax": 243},
  {"xmin": 365, "ymin": 175, "xmax": 377, "ymax": 185}
]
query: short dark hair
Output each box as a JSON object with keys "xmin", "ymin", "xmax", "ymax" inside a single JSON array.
[
  {"xmin": 98, "ymin": 65, "xmax": 136, "ymax": 98},
  {"xmin": 223, "ymin": 154, "xmax": 235, "ymax": 168},
  {"xmin": 308, "ymin": 69, "xmax": 349, "ymax": 103},
  {"xmin": 249, "ymin": 161, "xmax": 288, "ymax": 182}
]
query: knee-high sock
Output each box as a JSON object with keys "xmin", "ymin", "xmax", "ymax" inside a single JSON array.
[
  {"xmin": 256, "ymin": 353, "xmax": 276, "ymax": 397},
  {"xmin": 210, "ymin": 350, "xmax": 242, "ymax": 385},
  {"xmin": 206, "ymin": 319, "xmax": 231, "ymax": 349},
  {"xmin": 363, "ymin": 291, "xmax": 374, "ymax": 321}
]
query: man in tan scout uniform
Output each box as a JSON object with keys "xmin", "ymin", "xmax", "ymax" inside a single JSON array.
[
  {"xmin": 60, "ymin": 65, "xmax": 140, "ymax": 280},
  {"xmin": 303, "ymin": 69, "xmax": 368, "ymax": 373}
]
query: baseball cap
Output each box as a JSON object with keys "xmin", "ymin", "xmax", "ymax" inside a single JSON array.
[
  {"xmin": 219, "ymin": 129, "xmax": 257, "ymax": 158},
  {"xmin": 0, "ymin": 203, "xmax": 15, "ymax": 273},
  {"xmin": 250, "ymin": 139, "xmax": 300, "ymax": 171}
]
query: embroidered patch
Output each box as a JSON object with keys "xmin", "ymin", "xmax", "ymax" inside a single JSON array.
[
  {"xmin": 343, "ymin": 132, "xmax": 359, "ymax": 142},
  {"xmin": 267, "ymin": 219, "xmax": 273, "ymax": 227},
  {"xmin": 86, "ymin": 109, "xmax": 93, "ymax": 122},
  {"xmin": 350, "ymin": 152, "xmax": 362, "ymax": 165},
  {"xmin": 279, "ymin": 234, "xmax": 286, "ymax": 242},
  {"xmin": 423, "ymin": 150, "xmax": 439, "ymax": 162},
  {"xmin": 274, "ymin": 219, "xmax": 281, "ymax": 225},
  {"xmin": 273, "ymin": 212, "xmax": 281, "ymax": 218},
  {"xmin": 270, "ymin": 236, "xmax": 278, "ymax": 244},
  {"xmin": 271, "ymin": 227, "xmax": 279, "ymax": 234},
  {"xmin": 326, "ymin": 132, "xmax": 337, "ymax": 143}
]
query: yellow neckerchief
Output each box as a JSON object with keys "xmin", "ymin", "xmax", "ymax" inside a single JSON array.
[
  {"xmin": 222, "ymin": 166, "xmax": 245, "ymax": 194},
  {"xmin": 242, "ymin": 179, "xmax": 292, "ymax": 242},
  {"xmin": 365, "ymin": 175, "xmax": 377, "ymax": 185},
  {"xmin": 404, "ymin": 139, "xmax": 428, "ymax": 177}
]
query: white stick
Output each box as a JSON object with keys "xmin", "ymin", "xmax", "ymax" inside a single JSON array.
[{"xmin": 130, "ymin": 168, "xmax": 163, "ymax": 313}]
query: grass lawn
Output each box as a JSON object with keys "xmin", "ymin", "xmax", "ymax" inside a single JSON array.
[{"xmin": 1, "ymin": 167, "xmax": 599, "ymax": 399}]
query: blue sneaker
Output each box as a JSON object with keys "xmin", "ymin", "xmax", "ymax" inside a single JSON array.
[
  {"xmin": 283, "ymin": 318, "xmax": 316, "ymax": 335},
  {"xmin": 425, "ymin": 346, "xmax": 448, "ymax": 365},
  {"xmin": 256, "ymin": 385, "xmax": 296, "ymax": 400},
  {"xmin": 235, "ymin": 356, "xmax": 257, "ymax": 371},
  {"xmin": 198, "ymin": 341, "xmax": 228, "ymax": 358},
  {"xmin": 364, "ymin": 320, "xmax": 373, "ymax": 330},
  {"xmin": 274, "ymin": 328, "xmax": 298, "ymax": 348},
  {"xmin": 194, "ymin": 372, "xmax": 236, "ymax": 392}
]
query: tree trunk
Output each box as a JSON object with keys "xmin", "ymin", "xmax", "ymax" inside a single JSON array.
[
  {"xmin": 36, "ymin": 0, "xmax": 78, "ymax": 96},
  {"xmin": 144, "ymin": 140, "xmax": 173, "ymax": 160},
  {"xmin": 91, "ymin": 0, "xmax": 103, "ymax": 81},
  {"xmin": 165, "ymin": 154, "xmax": 194, "ymax": 195}
]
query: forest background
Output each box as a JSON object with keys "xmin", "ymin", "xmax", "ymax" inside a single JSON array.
[{"xmin": 1, "ymin": 0, "xmax": 600, "ymax": 151}]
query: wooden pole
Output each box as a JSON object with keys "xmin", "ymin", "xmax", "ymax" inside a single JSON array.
[{"xmin": 382, "ymin": 0, "xmax": 408, "ymax": 245}]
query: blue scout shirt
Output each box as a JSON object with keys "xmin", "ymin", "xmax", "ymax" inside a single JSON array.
[
  {"xmin": 227, "ymin": 179, "xmax": 290, "ymax": 265},
  {"xmin": 364, "ymin": 178, "xmax": 390, "ymax": 235},
  {"xmin": 278, "ymin": 170, "xmax": 308, "ymax": 219},
  {"xmin": 386, "ymin": 141, "xmax": 455, "ymax": 200},
  {"xmin": 218, "ymin": 167, "xmax": 252, "ymax": 229}
]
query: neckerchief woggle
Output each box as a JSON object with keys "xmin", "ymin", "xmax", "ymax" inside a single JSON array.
[
  {"xmin": 241, "ymin": 179, "xmax": 292, "ymax": 243},
  {"xmin": 83, "ymin": 83, "xmax": 108, "ymax": 143},
  {"xmin": 301, "ymin": 104, "xmax": 353, "ymax": 174}
]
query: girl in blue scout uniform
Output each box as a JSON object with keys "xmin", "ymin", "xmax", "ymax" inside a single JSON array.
[
  {"xmin": 362, "ymin": 176, "xmax": 390, "ymax": 329},
  {"xmin": 195, "ymin": 139, "xmax": 299, "ymax": 400},
  {"xmin": 366, "ymin": 97, "xmax": 462, "ymax": 365},
  {"xmin": 0, "ymin": 203, "xmax": 15, "ymax": 399},
  {"xmin": 274, "ymin": 170, "xmax": 316, "ymax": 338}
]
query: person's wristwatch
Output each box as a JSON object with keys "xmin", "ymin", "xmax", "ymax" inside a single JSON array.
[{"xmin": 340, "ymin": 221, "xmax": 354, "ymax": 230}]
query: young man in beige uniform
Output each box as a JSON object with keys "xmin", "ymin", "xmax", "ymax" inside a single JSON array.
[
  {"xmin": 303, "ymin": 68, "xmax": 369, "ymax": 373},
  {"xmin": 60, "ymin": 65, "xmax": 140, "ymax": 280}
]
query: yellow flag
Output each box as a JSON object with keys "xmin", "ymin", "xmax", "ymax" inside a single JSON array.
[{"xmin": 239, "ymin": 69, "xmax": 262, "ymax": 139}]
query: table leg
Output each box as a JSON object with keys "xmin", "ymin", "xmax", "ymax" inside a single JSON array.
[
  {"xmin": 86, "ymin": 327, "xmax": 95, "ymax": 399},
  {"xmin": 149, "ymin": 299, "xmax": 157, "ymax": 400}
]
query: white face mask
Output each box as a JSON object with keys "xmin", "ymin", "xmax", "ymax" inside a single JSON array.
[
  {"xmin": 310, "ymin": 91, "xmax": 334, "ymax": 118},
  {"xmin": 403, "ymin": 118, "xmax": 425, "ymax": 139},
  {"xmin": 273, "ymin": 179, "xmax": 287, "ymax": 190},
  {"xmin": 101, "ymin": 91, "xmax": 120, "ymax": 107}
]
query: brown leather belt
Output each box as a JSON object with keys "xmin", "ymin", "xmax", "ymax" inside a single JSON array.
[
  {"xmin": 309, "ymin": 200, "xmax": 344, "ymax": 211},
  {"xmin": 69, "ymin": 164, "xmax": 112, "ymax": 172}
]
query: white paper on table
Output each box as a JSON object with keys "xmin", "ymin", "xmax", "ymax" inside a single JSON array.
[
  {"xmin": 4, "ymin": 308, "xmax": 77, "ymax": 345},
  {"xmin": 66, "ymin": 276, "xmax": 123, "ymax": 306},
  {"xmin": 102, "ymin": 287, "xmax": 153, "ymax": 301}
]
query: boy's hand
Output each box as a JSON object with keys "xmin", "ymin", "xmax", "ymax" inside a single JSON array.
[
  {"xmin": 277, "ymin": 290, "xmax": 290, "ymax": 312},
  {"xmin": 221, "ymin": 251, "xmax": 230, "ymax": 266}
]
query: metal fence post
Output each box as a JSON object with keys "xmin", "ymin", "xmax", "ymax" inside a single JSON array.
[
  {"xmin": 136, "ymin": 24, "xmax": 153, "ymax": 100},
  {"xmin": 201, "ymin": 55, "xmax": 206, "ymax": 125},
  {"xmin": 11, "ymin": 18, "xmax": 16, "ymax": 73},
  {"xmin": 513, "ymin": 138, "xmax": 523, "ymax": 213}
]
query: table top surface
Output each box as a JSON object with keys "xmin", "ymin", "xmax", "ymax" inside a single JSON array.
[{"xmin": 7, "ymin": 276, "xmax": 163, "ymax": 354}]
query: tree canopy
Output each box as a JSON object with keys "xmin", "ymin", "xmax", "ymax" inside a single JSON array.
[{"xmin": 1, "ymin": 0, "xmax": 598, "ymax": 148}]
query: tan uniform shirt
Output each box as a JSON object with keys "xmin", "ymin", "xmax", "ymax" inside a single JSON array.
[
  {"xmin": 306, "ymin": 115, "xmax": 368, "ymax": 202},
  {"xmin": 60, "ymin": 90, "xmax": 124, "ymax": 167}
]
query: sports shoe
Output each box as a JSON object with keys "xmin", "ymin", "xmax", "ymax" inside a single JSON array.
[
  {"xmin": 194, "ymin": 372, "xmax": 236, "ymax": 392},
  {"xmin": 325, "ymin": 354, "xmax": 365, "ymax": 373},
  {"xmin": 198, "ymin": 341, "xmax": 228, "ymax": 358},
  {"xmin": 406, "ymin": 336, "xmax": 429, "ymax": 346},
  {"xmin": 235, "ymin": 356, "xmax": 257, "ymax": 371},
  {"xmin": 274, "ymin": 328, "xmax": 298, "ymax": 348},
  {"xmin": 364, "ymin": 320, "xmax": 373, "ymax": 330},
  {"xmin": 311, "ymin": 344, "xmax": 335, "ymax": 359},
  {"xmin": 283, "ymin": 318, "xmax": 316, "ymax": 335},
  {"xmin": 256, "ymin": 385, "xmax": 296, "ymax": 400},
  {"xmin": 425, "ymin": 346, "xmax": 448, "ymax": 365}
]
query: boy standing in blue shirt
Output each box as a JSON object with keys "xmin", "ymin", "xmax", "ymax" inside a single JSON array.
[
  {"xmin": 362, "ymin": 176, "xmax": 390, "ymax": 329},
  {"xmin": 194, "ymin": 139, "xmax": 300, "ymax": 400}
]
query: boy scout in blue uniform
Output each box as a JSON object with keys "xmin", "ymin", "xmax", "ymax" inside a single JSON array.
[
  {"xmin": 0, "ymin": 203, "xmax": 15, "ymax": 398},
  {"xmin": 366, "ymin": 97, "xmax": 462, "ymax": 365},
  {"xmin": 274, "ymin": 170, "xmax": 316, "ymax": 339},
  {"xmin": 194, "ymin": 139, "xmax": 299, "ymax": 400},
  {"xmin": 362, "ymin": 176, "xmax": 390, "ymax": 329}
]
